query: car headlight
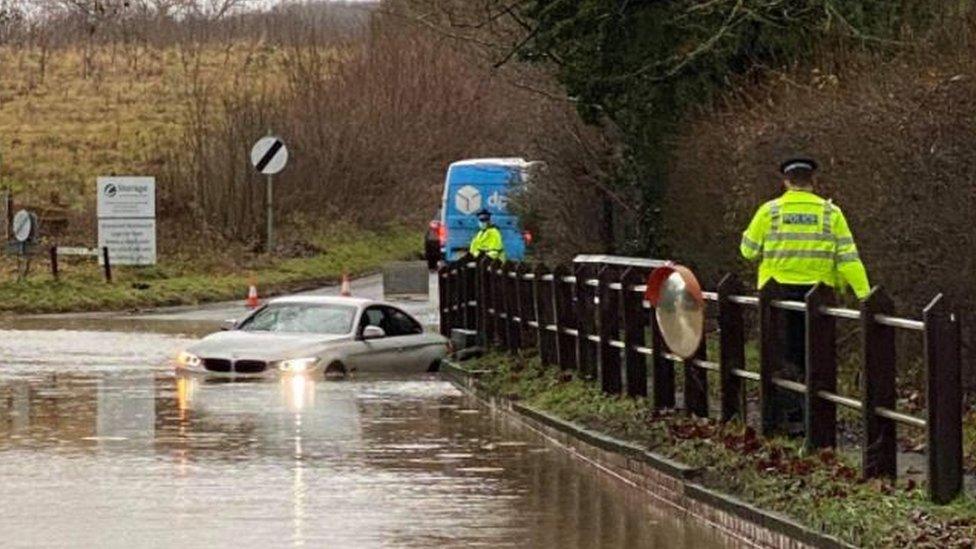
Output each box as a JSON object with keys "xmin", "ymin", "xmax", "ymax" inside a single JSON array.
[
  {"xmin": 177, "ymin": 351, "xmax": 201, "ymax": 368},
  {"xmin": 277, "ymin": 357, "xmax": 318, "ymax": 372}
]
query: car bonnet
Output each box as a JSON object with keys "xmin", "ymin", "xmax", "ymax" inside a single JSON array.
[{"xmin": 186, "ymin": 331, "xmax": 352, "ymax": 361}]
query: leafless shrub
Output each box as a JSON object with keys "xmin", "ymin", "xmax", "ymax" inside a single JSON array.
[
  {"xmin": 164, "ymin": 10, "xmax": 608, "ymax": 250},
  {"xmin": 662, "ymin": 46, "xmax": 976, "ymax": 388}
]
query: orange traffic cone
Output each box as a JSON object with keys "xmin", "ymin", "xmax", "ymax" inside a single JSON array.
[
  {"xmin": 340, "ymin": 272, "xmax": 352, "ymax": 296},
  {"xmin": 246, "ymin": 284, "xmax": 260, "ymax": 308}
]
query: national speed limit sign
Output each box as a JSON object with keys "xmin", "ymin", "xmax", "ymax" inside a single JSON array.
[{"xmin": 250, "ymin": 136, "xmax": 288, "ymax": 176}]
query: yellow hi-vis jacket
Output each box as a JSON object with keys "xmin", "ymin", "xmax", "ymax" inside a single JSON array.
[
  {"xmin": 740, "ymin": 190, "xmax": 870, "ymax": 299},
  {"xmin": 470, "ymin": 225, "xmax": 506, "ymax": 261}
]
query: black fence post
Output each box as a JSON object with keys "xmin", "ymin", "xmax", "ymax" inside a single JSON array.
[
  {"xmin": 545, "ymin": 267, "xmax": 559, "ymax": 366},
  {"xmin": 505, "ymin": 261, "xmax": 521, "ymax": 352},
  {"xmin": 438, "ymin": 264, "xmax": 451, "ymax": 337},
  {"xmin": 553, "ymin": 264, "xmax": 577, "ymax": 371},
  {"xmin": 598, "ymin": 267, "xmax": 622, "ymax": 395},
  {"xmin": 805, "ymin": 284, "xmax": 837, "ymax": 451},
  {"xmin": 622, "ymin": 268, "xmax": 648, "ymax": 398},
  {"xmin": 535, "ymin": 263, "xmax": 556, "ymax": 366},
  {"xmin": 575, "ymin": 263, "xmax": 598, "ymax": 380},
  {"xmin": 758, "ymin": 282, "xmax": 782, "ymax": 437},
  {"xmin": 464, "ymin": 256, "xmax": 478, "ymax": 330},
  {"xmin": 717, "ymin": 274, "xmax": 745, "ymax": 422},
  {"xmin": 495, "ymin": 261, "xmax": 508, "ymax": 352},
  {"xmin": 102, "ymin": 246, "xmax": 112, "ymax": 283},
  {"xmin": 924, "ymin": 294, "xmax": 963, "ymax": 504},
  {"xmin": 685, "ymin": 343, "xmax": 709, "ymax": 418},
  {"xmin": 651, "ymin": 305, "xmax": 675, "ymax": 410},
  {"xmin": 455, "ymin": 256, "xmax": 469, "ymax": 330},
  {"xmin": 509, "ymin": 262, "xmax": 526, "ymax": 351},
  {"xmin": 861, "ymin": 287, "xmax": 897, "ymax": 480},
  {"xmin": 451, "ymin": 260, "xmax": 462, "ymax": 332},
  {"xmin": 479, "ymin": 258, "xmax": 494, "ymax": 349},
  {"xmin": 517, "ymin": 263, "xmax": 535, "ymax": 350},
  {"xmin": 495, "ymin": 261, "xmax": 510, "ymax": 352},
  {"xmin": 453, "ymin": 257, "xmax": 464, "ymax": 331},
  {"xmin": 491, "ymin": 260, "xmax": 505, "ymax": 349},
  {"xmin": 50, "ymin": 246, "xmax": 59, "ymax": 281}
]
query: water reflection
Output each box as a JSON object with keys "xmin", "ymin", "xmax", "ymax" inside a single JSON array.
[{"xmin": 0, "ymin": 329, "xmax": 732, "ymax": 548}]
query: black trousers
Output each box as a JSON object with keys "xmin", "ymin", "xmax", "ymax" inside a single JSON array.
[{"xmin": 777, "ymin": 284, "xmax": 814, "ymax": 431}]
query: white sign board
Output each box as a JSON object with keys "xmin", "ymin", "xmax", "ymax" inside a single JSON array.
[
  {"xmin": 97, "ymin": 177, "xmax": 156, "ymax": 265},
  {"xmin": 97, "ymin": 177, "xmax": 155, "ymax": 219},
  {"xmin": 98, "ymin": 219, "xmax": 156, "ymax": 266}
]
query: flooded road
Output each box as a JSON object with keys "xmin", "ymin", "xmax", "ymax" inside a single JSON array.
[{"xmin": 0, "ymin": 328, "xmax": 731, "ymax": 548}]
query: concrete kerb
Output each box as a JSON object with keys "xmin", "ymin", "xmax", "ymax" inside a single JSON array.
[{"xmin": 441, "ymin": 359, "xmax": 856, "ymax": 549}]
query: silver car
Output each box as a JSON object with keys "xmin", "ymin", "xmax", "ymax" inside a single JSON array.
[{"xmin": 176, "ymin": 296, "xmax": 450, "ymax": 377}]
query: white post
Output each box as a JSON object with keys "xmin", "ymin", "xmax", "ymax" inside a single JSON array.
[{"xmin": 266, "ymin": 174, "xmax": 274, "ymax": 253}]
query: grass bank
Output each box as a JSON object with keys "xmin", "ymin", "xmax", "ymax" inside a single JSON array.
[
  {"xmin": 0, "ymin": 227, "xmax": 418, "ymax": 314},
  {"xmin": 462, "ymin": 352, "xmax": 976, "ymax": 547}
]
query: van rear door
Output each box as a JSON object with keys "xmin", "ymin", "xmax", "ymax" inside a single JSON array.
[{"xmin": 442, "ymin": 163, "xmax": 525, "ymax": 260}]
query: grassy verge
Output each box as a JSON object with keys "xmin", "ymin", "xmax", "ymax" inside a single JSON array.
[
  {"xmin": 0, "ymin": 227, "xmax": 419, "ymax": 314},
  {"xmin": 463, "ymin": 352, "xmax": 976, "ymax": 547}
]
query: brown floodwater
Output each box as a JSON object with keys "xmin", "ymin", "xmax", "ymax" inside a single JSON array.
[{"xmin": 0, "ymin": 328, "xmax": 734, "ymax": 548}]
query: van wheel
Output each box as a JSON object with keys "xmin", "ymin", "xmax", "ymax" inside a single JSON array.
[{"xmin": 324, "ymin": 361, "xmax": 347, "ymax": 379}]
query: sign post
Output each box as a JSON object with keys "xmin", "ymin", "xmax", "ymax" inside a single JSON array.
[
  {"xmin": 250, "ymin": 135, "xmax": 288, "ymax": 253},
  {"xmin": 96, "ymin": 177, "xmax": 156, "ymax": 266}
]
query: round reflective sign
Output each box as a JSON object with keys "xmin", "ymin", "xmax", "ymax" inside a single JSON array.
[
  {"xmin": 645, "ymin": 264, "xmax": 705, "ymax": 359},
  {"xmin": 12, "ymin": 209, "xmax": 34, "ymax": 243}
]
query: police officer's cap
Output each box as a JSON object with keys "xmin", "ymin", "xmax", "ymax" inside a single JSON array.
[
  {"xmin": 779, "ymin": 157, "xmax": 818, "ymax": 176},
  {"xmin": 476, "ymin": 209, "xmax": 491, "ymax": 221}
]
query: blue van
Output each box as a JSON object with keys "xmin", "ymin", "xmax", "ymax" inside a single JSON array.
[{"xmin": 437, "ymin": 158, "xmax": 535, "ymax": 262}]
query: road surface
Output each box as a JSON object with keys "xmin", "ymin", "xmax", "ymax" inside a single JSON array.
[{"xmin": 0, "ymin": 272, "xmax": 731, "ymax": 548}]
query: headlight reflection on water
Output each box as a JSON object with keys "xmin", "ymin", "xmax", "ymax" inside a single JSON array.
[
  {"xmin": 176, "ymin": 375, "xmax": 197, "ymax": 414},
  {"xmin": 282, "ymin": 374, "xmax": 315, "ymax": 413}
]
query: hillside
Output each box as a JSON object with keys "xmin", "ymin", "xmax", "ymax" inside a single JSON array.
[{"xmin": 0, "ymin": 43, "xmax": 283, "ymax": 238}]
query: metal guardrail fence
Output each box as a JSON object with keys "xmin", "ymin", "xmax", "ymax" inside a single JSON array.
[{"xmin": 438, "ymin": 255, "xmax": 964, "ymax": 504}]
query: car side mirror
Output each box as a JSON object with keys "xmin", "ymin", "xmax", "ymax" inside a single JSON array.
[
  {"xmin": 362, "ymin": 326, "xmax": 386, "ymax": 340},
  {"xmin": 220, "ymin": 319, "xmax": 238, "ymax": 331}
]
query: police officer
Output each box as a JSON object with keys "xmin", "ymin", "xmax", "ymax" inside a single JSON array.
[
  {"xmin": 740, "ymin": 157, "xmax": 870, "ymax": 433},
  {"xmin": 469, "ymin": 209, "xmax": 506, "ymax": 261}
]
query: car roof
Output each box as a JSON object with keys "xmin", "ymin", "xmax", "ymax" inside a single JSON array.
[
  {"xmin": 449, "ymin": 157, "xmax": 529, "ymax": 168},
  {"xmin": 267, "ymin": 295, "xmax": 377, "ymax": 308},
  {"xmin": 265, "ymin": 295, "xmax": 416, "ymax": 314}
]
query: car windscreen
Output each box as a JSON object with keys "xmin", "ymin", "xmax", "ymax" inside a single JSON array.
[{"xmin": 238, "ymin": 303, "xmax": 356, "ymax": 335}]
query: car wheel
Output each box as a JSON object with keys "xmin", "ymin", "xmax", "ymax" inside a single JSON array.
[{"xmin": 324, "ymin": 361, "xmax": 347, "ymax": 379}]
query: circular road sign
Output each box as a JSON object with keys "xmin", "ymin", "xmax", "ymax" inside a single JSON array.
[
  {"xmin": 250, "ymin": 136, "xmax": 288, "ymax": 176},
  {"xmin": 12, "ymin": 209, "xmax": 35, "ymax": 243}
]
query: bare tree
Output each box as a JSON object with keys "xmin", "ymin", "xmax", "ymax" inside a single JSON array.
[
  {"xmin": 0, "ymin": 0, "xmax": 26, "ymax": 44},
  {"xmin": 178, "ymin": 0, "xmax": 257, "ymax": 20}
]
